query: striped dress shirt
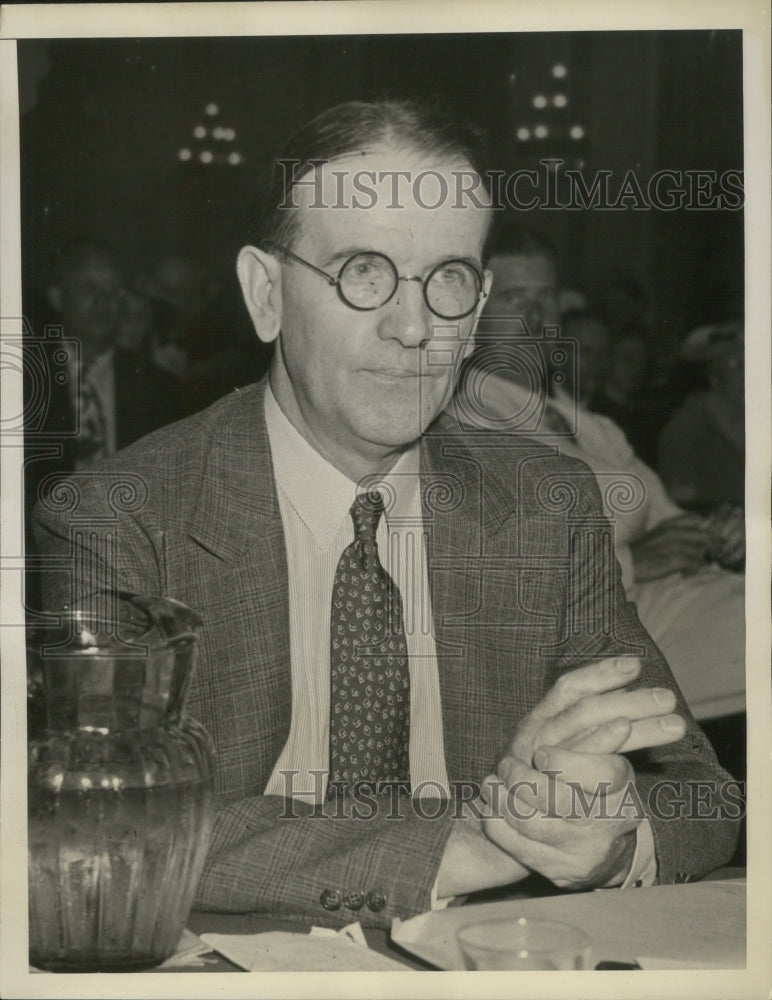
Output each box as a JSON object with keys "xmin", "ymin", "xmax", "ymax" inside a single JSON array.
[{"xmin": 262, "ymin": 386, "xmax": 449, "ymax": 804}]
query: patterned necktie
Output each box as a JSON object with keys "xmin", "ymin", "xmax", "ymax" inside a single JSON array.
[{"xmin": 328, "ymin": 490, "xmax": 411, "ymax": 797}]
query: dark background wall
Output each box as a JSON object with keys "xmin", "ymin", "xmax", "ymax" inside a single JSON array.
[{"xmin": 18, "ymin": 30, "xmax": 743, "ymax": 357}]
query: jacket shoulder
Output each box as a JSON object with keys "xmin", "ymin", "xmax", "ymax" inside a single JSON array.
[
  {"xmin": 426, "ymin": 409, "xmax": 604, "ymax": 522},
  {"xmin": 33, "ymin": 382, "xmax": 269, "ymax": 524},
  {"xmin": 106, "ymin": 382, "xmax": 266, "ymax": 473}
]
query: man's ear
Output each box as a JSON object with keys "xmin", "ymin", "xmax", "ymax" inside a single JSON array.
[
  {"xmin": 463, "ymin": 267, "xmax": 493, "ymax": 360},
  {"xmin": 47, "ymin": 283, "xmax": 63, "ymax": 313},
  {"xmin": 237, "ymin": 245, "xmax": 283, "ymax": 344}
]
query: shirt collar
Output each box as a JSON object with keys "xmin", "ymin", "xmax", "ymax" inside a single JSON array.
[{"xmin": 264, "ymin": 383, "xmax": 419, "ymax": 550}]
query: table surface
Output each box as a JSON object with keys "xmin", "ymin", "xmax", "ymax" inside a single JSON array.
[{"xmin": 179, "ymin": 867, "xmax": 745, "ymax": 973}]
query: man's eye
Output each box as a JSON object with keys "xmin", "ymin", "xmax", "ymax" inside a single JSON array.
[
  {"xmin": 436, "ymin": 264, "xmax": 476, "ymax": 288},
  {"xmin": 345, "ymin": 256, "xmax": 388, "ymax": 282}
]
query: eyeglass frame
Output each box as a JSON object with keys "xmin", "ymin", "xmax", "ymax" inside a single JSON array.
[{"xmin": 264, "ymin": 241, "xmax": 487, "ymax": 320}]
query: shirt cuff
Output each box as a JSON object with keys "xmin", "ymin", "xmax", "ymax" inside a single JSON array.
[
  {"xmin": 432, "ymin": 821, "xmax": 657, "ymax": 903},
  {"xmin": 602, "ymin": 819, "xmax": 657, "ymax": 888}
]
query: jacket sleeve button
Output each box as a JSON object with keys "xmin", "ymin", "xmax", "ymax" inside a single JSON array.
[
  {"xmin": 343, "ymin": 890, "xmax": 365, "ymax": 911},
  {"xmin": 320, "ymin": 888, "xmax": 342, "ymax": 911},
  {"xmin": 366, "ymin": 889, "xmax": 387, "ymax": 912}
]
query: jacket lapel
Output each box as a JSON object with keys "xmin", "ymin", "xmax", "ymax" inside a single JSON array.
[
  {"xmin": 186, "ymin": 380, "xmax": 280, "ymax": 564},
  {"xmin": 420, "ymin": 419, "xmax": 521, "ymax": 783},
  {"xmin": 180, "ymin": 380, "xmax": 293, "ymax": 798}
]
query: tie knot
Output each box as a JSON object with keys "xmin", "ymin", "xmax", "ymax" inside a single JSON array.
[{"xmin": 351, "ymin": 490, "xmax": 385, "ymax": 542}]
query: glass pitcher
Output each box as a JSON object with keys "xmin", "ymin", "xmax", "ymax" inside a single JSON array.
[{"xmin": 27, "ymin": 591, "xmax": 215, "ymax": 971}]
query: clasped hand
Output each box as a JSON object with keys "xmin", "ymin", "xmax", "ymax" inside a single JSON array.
[{"xmin": 480, "ymin": 657, "xmax": 687, "ymax": 888}]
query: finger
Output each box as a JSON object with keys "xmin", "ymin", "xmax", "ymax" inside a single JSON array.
[
  {"xmin": 530, "ymin": 746, "xmax": 633, "ymax": 795},
  {"xmin": 653, "ymin": 524, "xmax": 707, "ymax": 546},
  {"xmin": 675, "ymin": 535, "xmax": 710, "ymax": 556},
  {"xmin": 539, "ymin": 686, "xmax": 677, "ymax": 748},
  {"xmin": 481, "ymin": 769, "xmax": 639, "ymax": 886},
  {"xmin": 497, "ymin": 753, "xmax": 638, "ymax": 837},
  {"xmin": 528, "ymin": 658, "xmax": 642, "ymax": 723},
  {"xmin": 566, "ymin": 717, "xmax": 632, "ymax": 754},
  {"xmin": 667, "ymin": 513, "xmax": 709, "ymax": 532},
  {"xmin": 568, "ymin": 714, "xmax": 686, "ymax": 754},
  {"xmin": 615, "ymin": 713, "xmax": 687, "ymax": 753}
]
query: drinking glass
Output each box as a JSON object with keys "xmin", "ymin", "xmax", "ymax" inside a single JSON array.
[{"xmin": 457, "ymin": 916, "xmax": 591, "ymax": 970}]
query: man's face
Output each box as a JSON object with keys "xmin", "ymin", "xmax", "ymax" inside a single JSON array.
[
  {"xmin": 483, "ymin": 252, "xmax": 560, "ymax": 336},
  {"xmin": 54, "ymin": 251, "xmax": 126, "ymax": 353},
  {"xmin": 563, "ymin": 317, "xmax": 610, "ymax": 401},
  {"xmin": 263, "ymin": 146, "xmax": 492, "ymax": 474}
]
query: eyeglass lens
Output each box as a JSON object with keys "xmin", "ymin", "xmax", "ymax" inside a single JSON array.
[{"xmin": 339, "ymin": 252, "xmax": 481, "ymax": 319}]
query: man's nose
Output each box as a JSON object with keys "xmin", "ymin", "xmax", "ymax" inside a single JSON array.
[{"xmin": 377, "ymin": 278, "xmax": 431, "ymax": 347}]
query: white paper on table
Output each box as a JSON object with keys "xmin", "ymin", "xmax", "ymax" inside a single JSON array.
[
  {"xmin": 201, "ymin": 924, "xmax": 407, "ymax": 971},
  {"xmin": 159, "ymin": 928, "xmax": 216, "ymax": 968},
  {"xmin": 392, "ymin": 880, "xmax": 746, "ymax": 971}
]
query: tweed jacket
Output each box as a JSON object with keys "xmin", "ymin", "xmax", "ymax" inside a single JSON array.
[{"xmin": 33, "ymin": 378, "xmax": 739, "ymax": 928}]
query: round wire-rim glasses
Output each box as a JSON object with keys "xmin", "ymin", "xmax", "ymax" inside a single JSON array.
[{"xmin": 265, "ymin": 242, "xmax": 486, "ymax": 321}]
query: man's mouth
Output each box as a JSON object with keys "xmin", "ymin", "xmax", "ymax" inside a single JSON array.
[{"xmin": 365, "ymin": 368, "xmax": 430, "ymax": 379}]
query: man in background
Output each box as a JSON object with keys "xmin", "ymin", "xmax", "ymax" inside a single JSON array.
[
  {"xmin": 24, "ymin": 240, "xmax": 182, "ymax": 612},
  {"xmin": 44, "ymin": 240, "xmax": 182, "ymax": 466}
]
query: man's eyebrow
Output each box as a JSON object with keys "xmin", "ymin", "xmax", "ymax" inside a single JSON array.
[
  {"xmin": 319, "ymin": 247, "xmax": 372, "ymax": 269},
  {"xmin": 319, "ymin": 248, "xmax": 484, "ymax": 272},
  {"xmin": 437, "ymin": 253, "xmax": 483, "ymax": 270}
]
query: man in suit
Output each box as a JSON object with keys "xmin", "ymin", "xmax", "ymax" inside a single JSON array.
[{"xmin": 33, "ymin": 101, "xmax": 739, "ymax": 928}]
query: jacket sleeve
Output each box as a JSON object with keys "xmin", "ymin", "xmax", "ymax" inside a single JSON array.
[
  {"xmin": 32, "ymin": 477, "xmax": 454, "ymax": 929},
  {"xmin": 555, "ymin": 466, "xmax": 740, "ymax": 883},
  {"xmin": 194, "ymin": 792, "xmax": 453, "ymax": 926}
]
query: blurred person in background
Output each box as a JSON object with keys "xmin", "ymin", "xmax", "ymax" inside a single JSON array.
[
  {"xmin": 454, "ymin": 223, "xmax": 745, "ymax": 728},
  {"xmin": 24, "ymin": 239, "xmax": 128, "ymax": 610},
  {"xmin": 142, "ymin": 253, "xmax": 271, "ymax": 411},
  {"xmin": 44, "ymin": 239, "xmax": 127, "ymax": 468},
  {"xmin": 24, "ymin": 241, "xmax": 182, "ymax": 612},
  {"xmin": 140, "ymin": 253, "xmax": 211, "ymax": 379},
  {"xmin": 42, "ymin": 241, "xmax": 184, "ymax": 468},
  {"xmin": 112, "ymin": 287, "xmax": 185, "ymax": 450},
  {"xmin": 588, "ymin": 330, "xmax": 659, "ymax": 461},
  {"xmin": 560, "ymin": 309, "xmax": 612, "ymax": 407},
  {"xmin": 658, "ymin": 322, "xmax": 745, "ymax": 518},
  {"xmin": 593, "ymin": 276, "xmax": 676, "ymax": 467}
]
